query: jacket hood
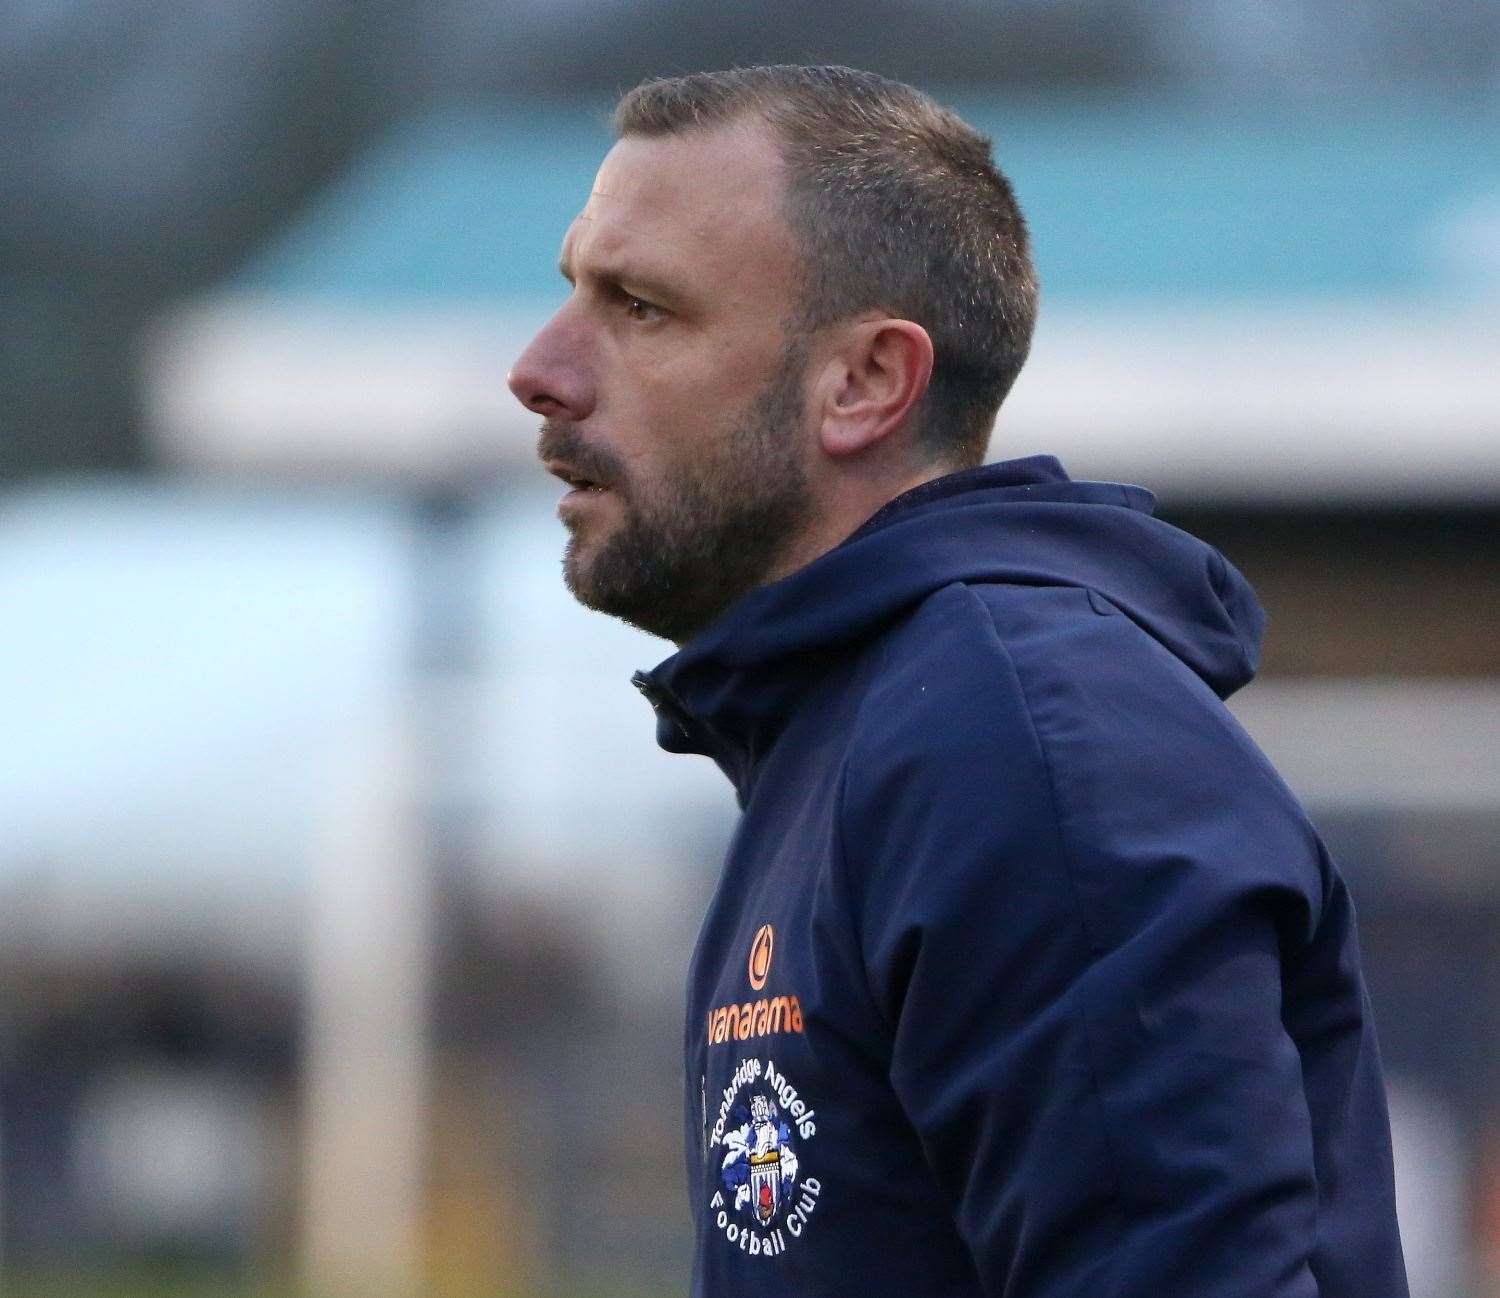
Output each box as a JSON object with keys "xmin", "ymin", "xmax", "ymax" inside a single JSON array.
[{"xmin": 635, "ymin": 456, "xmax": 1264, "ymax": 780}]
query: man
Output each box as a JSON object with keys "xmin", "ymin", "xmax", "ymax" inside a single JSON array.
[{"xmin": 508, "ymin": 65, "xmax": 1407, "ymax": 1298}]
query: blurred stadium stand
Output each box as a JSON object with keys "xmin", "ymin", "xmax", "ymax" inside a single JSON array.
[{"xmin": 2, "ymin": 3, "xmax": 1499, "ymax": 1296}]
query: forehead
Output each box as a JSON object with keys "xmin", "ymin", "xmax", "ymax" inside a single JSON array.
[{"xmin": 562, "ymin": 123, "xmax": 797, "ymax": 298}]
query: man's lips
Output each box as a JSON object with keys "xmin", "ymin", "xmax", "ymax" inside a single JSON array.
[{"xmin": 545, "ymin": 458, "xmax": 611, "ymax": 493}]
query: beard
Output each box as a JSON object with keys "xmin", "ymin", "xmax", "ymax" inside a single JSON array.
[{"xmin": 538, "ymin": 344, "xmax": 815, "ymax": 645}]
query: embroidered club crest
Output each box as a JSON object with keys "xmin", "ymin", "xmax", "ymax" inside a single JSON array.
[{"xmin": 707, "ymin": 1056, "xmax": 821, "ymax": 1257}]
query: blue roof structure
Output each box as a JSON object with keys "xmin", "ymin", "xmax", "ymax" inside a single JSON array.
[{"xmin": 237, "ymin": 97, "xmax": 1500, "ymax": 303}]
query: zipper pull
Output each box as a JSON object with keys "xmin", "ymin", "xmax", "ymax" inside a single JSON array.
[{"xmin": 632, "ymin": 671, "xmax": 692, "ymax": 744}]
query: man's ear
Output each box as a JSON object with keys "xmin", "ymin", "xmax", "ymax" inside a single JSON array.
[{"xmin": 815, "ymin": 318, "xmax": 934, "ymax": 460}]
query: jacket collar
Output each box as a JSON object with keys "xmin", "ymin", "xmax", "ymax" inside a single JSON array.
[{"xmin": 630, "ymin": 457, "xmax": 1090, "ymax": 794}]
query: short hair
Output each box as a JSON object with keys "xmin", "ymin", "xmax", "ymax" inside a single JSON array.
[{"xmin": 613, "ymin": 65, "xmax": 1039, "ymax": 468}]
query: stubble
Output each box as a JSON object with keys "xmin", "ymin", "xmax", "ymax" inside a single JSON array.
[{"xmin": 542, "ymin": 343, "xmax": 814, "ymax": 645}]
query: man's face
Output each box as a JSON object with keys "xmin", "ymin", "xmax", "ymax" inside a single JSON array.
[{"xmin": 508, "ymin": 122, "xmax": 816, "ymax": 644}]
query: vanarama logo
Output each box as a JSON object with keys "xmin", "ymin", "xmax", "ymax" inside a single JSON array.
[
  {"xmin": 708, "ymin": 1056, "xmax": 821, "ymax": 1257},
  {"xmin": 706, "ymin": 994, "xmax": 803, "ymax": 1046},
  {"xmin": 707, "ymin": 923, "xmax": 803, "ymax": 1047}
]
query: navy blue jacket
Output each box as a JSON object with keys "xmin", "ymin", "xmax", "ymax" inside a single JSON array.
[{"xmin": 633, "ymin": 457, "xmax": 1407, "ymax": 1298}]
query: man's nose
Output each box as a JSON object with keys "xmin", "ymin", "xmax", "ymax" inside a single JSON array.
[{"xmin": 507, "ymin": 309, "xmax": 594, "ymax": 420}]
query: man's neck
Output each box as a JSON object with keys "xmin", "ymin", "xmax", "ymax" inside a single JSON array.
[{"xmin": 763, "ymin": 464, "xmax": 952, "ymax": 586}]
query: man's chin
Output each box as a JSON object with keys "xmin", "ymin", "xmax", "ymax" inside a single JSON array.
[
  {"xmin": 562, "ymin": 537, "xmax": 626, "ymax": 614},
  {"xmin": 562, "ymin": 536, "xmax": 694, "ymax": 641},
  {"xmin": 560, "ymin": 542, "xmax": 599, "ymax": 606}
]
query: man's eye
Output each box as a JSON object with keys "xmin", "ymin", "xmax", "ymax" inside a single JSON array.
[{"xmin": 624, "ymin": 296, "xmax": 662, "ymax": 322}]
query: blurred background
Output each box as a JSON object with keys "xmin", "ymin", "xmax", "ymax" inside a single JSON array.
[{"xmin": 2, "ymin": 2, "xmax": 1499, "ymax": 1295}]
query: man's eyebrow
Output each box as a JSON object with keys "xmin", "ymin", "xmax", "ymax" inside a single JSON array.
[{"xmin": 558, "ymin": 258, "xmax": 687, "ymax": 305}]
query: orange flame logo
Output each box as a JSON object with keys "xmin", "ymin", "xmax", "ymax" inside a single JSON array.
[{"xmin": 748, "ymin": 924, "xmax": 774, "ymax": 991}]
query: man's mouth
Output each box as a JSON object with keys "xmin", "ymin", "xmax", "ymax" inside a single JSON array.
[{"xmin": 546, "ymin": 460, "xmax": 610, "ymax": 493}]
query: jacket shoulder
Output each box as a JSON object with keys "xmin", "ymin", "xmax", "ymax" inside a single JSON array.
[
  {"xmin": 845, "ymin": 579, "xmax": 1325, "ymax": 932},
  {"xmin": 849, "ymin": 578, "xmax": 1174, "ymax": 761},
  {"xmin": 847, "ymin": 580, "xmax": 1044, "ymax": 770},
  {"xmin": 840, "ymin": 581, "xmax": 1064, "ymax": 877}
]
